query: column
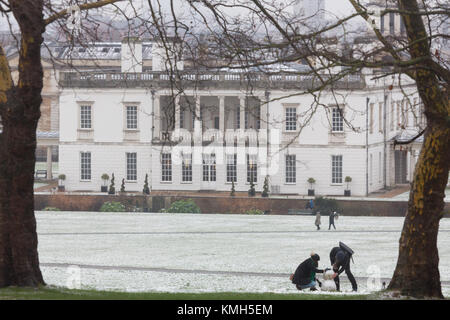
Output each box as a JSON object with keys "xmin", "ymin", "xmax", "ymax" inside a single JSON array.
[
  {"xmin": 194, "ymin": 95, "xmax": 202, "ymax": 143},
  {"xmin": 219, "ymin": 96, "xmax": 225, "ymax": 133},
  {"xmin": 175, "ymin": 95, "xmax": 181, "ymax": 130},
  {"xmin": 239, "ymin": 96, "xmax": 246, "ymax": 131},
  {"xmin": 153, "ymin": 93, "xmax": 160, "ymax": 139},
  {"xmin": 46, "ymin": 146, "xmax": 53, "ymax": 180},
  {"xmin": 260, "ymin": 95, "xmax": 267, "ymax": 129}
]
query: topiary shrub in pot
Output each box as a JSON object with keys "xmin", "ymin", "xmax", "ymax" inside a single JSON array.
[
  {"xmin": 307, "ymin": 177, "xmax": 316, "ymax": 196},
  {"xmin": 101, "ymin": 173, "xmax": 109, "ymax": 192},
  {"xmin": 344, "ymin": 176, "xmax": 352, "ymax": 196},
  {"xmin": 58, "ymin": 174, "xmax": 66, "ymax": 192}
]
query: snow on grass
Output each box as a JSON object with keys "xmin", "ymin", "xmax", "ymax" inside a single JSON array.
[{"xmin": 36, "ymin": 211, "xmax": 450, "ymax": 296}]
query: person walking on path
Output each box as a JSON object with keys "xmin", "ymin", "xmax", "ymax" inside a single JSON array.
[
  {"xmin": 328, "ymin": 211, "xmax": 338, "ymax": 230},
  {"xmin": 315, "ymin": 212, "xmax": 321, "ymax": 230}
]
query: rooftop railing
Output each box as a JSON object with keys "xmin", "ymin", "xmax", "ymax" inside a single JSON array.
[{"xmin": 60, "ymin": 71, "xmax": 366, "ymax": 90}]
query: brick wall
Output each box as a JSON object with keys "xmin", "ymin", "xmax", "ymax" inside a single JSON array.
[{"xmin": 35, "ymin": 193, "xmax": 450, "ymax": 217}]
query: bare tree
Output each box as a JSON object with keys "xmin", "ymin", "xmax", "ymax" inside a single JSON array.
[
  {"xmin": 143, "ymin": 0, "xmax": 449, "ymax": 298},
  {"xmin": 0, "ymin": 0, "xmax": 126, "ymax": 288}
]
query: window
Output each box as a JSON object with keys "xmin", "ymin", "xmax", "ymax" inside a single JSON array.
[
  {"xmin": 80, "ymin": 105, "xmax": 92, "ymax": 129},
  {"xmin": 331, "ymin": 155, "xmax": 343, "ymax": 184},
  {"xmin": 389, "ymin": 12, "xmax": 395, "ymax": 35},
  {"xmin": 126, "ymin": 152, "xmax": 137, "ymax": 181},
  {"xmin": 285, "ymin": 107, "xmax": 297, "ymax": 131},
  {"xmin": 332, "ymin": 107, "xmax": 344, "ymax": 132},
  {"xmin": 226, "ymin": 154, "xmax": 237, "ymax": 183},
  {"xmin": 161, "ymin": 153, "xmax": 172, "ymax": 182},
  {"xmin": 236, "ymin": 106, "xmax": 240, "ymax": 129},
  {"xmin": 80, "ymin": 152, "xmax": 91, "ymax": 180},
  {"xmin": 247, "ymin": 154, "xmax": 257, "ymax": 183},
  {"xmin": 245, "ymin": 109, "xmax": 249, "ymax": 129},
  {"xmin": 380, "ymin": 15, "xmax": 385, "ymax": 33},
  {"xmin": 182, "ymin": 153, "xmax": 192, "ymax": 182},
  {"xmin": 202, "ymin": 154, "xmax": 216, "ymax": 182},
  {"xmin": 285, "ymin": 155, "xmax": 296, "ymax": 183},
  {"xmin": 126, "ymin": 106, "xmax": 138, "ymax": 129},
  {"xmin": 180, "ymin": 109, "xmax": 185, "ymax": 129},
  {"xmin": 256, "ymin": 106, "xmax": 261, "ymax": 130},
  {"xmin": 214, "ymin": 116, "xmax": 220, "ymax": 130}
]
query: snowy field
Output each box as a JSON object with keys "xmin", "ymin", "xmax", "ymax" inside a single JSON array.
[{"xmin": 36, "ymin": 211, "xmax": 450, "ymax": 297}]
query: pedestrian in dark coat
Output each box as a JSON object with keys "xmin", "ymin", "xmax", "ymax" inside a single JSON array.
[
  {"xmin": 329, "ymin": 211, "xmax": 337, "ymax": 230},
  {"xmin": 291, "ymin": 253, "xmax": 325, "ymax": 291},
  {"xmin": 329, "ymin": 247, "xmax": 357, "ymax": 291}
]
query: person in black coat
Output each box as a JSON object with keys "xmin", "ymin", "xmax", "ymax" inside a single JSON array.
[
  {"xmin": 329, "ymin": 247, "xmax": 357, "ymax": 292},
  {"xmin": 329, "ymin": 211, "xmax": 337, "ymax": 230},
  {"xmin": 291, "ymin": 253, "xmax": 327, "ymax": 291}
]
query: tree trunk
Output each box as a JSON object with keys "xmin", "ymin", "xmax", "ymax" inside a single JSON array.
[
  {"xmin": 0, "ymin": 113, "xmax": 45, "ymax": 287},
  {"xmin": 387, "ymin": 0, "xmax": 450, "ymax": 299},
  {"xmin": 388, "ymin": 123, "xmax": 450, "ymax": 298},
  {"xmin": 0, "ymin": 0, "xmax": 46, "ymax": 287}
]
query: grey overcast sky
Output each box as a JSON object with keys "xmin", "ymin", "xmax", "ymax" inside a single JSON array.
[{"xmin": 0, "ymin": 0, "xmax": 356, "ymax": 32}]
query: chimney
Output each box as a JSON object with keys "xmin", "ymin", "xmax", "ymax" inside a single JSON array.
[
  {"xmin": 151, "ymin": 37, "xmax": 184, "ymax": 72},
  {"xmin": 121, "ymin": 37, "xmax": 143, "ymax": 73}
]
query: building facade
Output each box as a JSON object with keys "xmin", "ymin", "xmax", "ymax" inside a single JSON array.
[{"xmin": 57, "ymin": 40, "xmax": 425, "ymax": 196}]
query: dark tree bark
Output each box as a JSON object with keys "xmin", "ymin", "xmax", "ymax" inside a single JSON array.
[
  {"xmin": 0, "ymin": 0, "xmax": 123, "ymax": 288},
  {"xmin": 0, "ymin": 0, "xmax": 46, "ymax": 287},
  {"xmin": 387, "ymin": 0, "xmax": 450, "ymax": 299}
]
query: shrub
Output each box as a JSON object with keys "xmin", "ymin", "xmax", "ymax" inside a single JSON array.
[
  {"xmin": 307, "ymin": 177, "xmax": 316, "ymax": 189},
  {"xmin": 108, "ymin": 173, "xmax": 115, "ymax": 194},
  {"xmin": 100, "ymin": 201, "xmax": 126, "ymax": 212},
  {"xmin": 262, "ymin": 176, "xmax": 269, "ymax": 197},
  {"xmin": 43, "ymin": 207, "xmax": 60, "ymax": 211},
  {"xmin": 248, "ymin": 179, "xmax": 256, "ymax": 197},
  {"xmin": 314, "ymin": 196, "xmax": 339, "ymax": 214},
  {"xmin": 143, "ymin": 174, "xmax": 150, "ymax": 195},
  {"xmin": 162, "ymin": 199, "xmax": 201, "ymax": 214},
  {"xmin": 244, "ymin": 208, "xmax": 264, "ymax": 215},
  {"xmin": 120, "ymin": 178, "xmax": 125, "ymax": 193},
  {"xmin": 230, "ymin": 180, "xmax": 236, "ymax": 197}
]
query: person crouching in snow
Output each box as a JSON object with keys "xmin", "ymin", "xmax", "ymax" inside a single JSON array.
[{"xmin": 290, "ymin": 252, "xmax": 327, "ymax": 291}]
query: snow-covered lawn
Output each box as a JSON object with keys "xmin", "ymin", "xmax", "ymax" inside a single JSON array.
[{"xmin": 36, "ymin": 211, "xmax": 450, "ymax": 297}]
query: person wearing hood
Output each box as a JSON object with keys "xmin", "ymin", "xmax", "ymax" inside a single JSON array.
[
  {"xmin": 329, "ymin": 246, "xmax": 357, "ymax": 292},
  {"xmin": 314, "ymin": 212, "xmax": 321, "ymax": 230},
  {"xmin": 291, "ymin": 252, "xmax": 327, "ymax": 291}
]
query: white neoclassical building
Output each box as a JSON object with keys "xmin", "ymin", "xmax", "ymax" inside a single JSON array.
[{"xmin": 58, "ymin": 39, "xmax": 425, "ymax": 197}]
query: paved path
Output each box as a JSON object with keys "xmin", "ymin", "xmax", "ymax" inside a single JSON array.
[
  {"xmin": 38, "ymin": 229, "xmax": 450, "ymax": 236},
  {"xmin": 40, "ymin": 262, "xmax": 450, "ymax": 286}
]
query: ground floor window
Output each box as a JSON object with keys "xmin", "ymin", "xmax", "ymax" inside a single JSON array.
[
  {"xmin": 182, "ymin": 153, "xmax": 192, "ymax": 182},
  {"xmin": 332, "ymin": 155, "xmax": 343, "ymax": 184},
  {"xmin": 226, "ymin": 154, "xmax": 237, "ymax": 183},
  {"xmin": 247, "ymin": 154, "xmax": 257, "ymax": 183},
  {"xmin": 285, "ymin": 154, "xmax": 296, "ymax": 183},
  {"xmin": 80, "ymin": 152, "xmax": 91, "ymax": 180},
  {"xmin": 161, "ymin": 153, "xmax": 172, "ymax": 182},
  {"xmin": 202, "ymin": 154, "xmax": 216, "ymax": 182},
  {"xmin": 126, "ymin": 152, "xmax": 137, "ymax": 181}
]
